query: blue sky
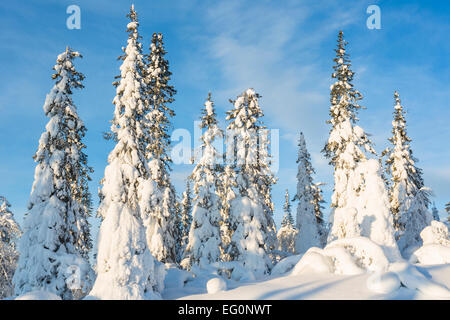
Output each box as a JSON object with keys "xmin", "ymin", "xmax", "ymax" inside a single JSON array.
[{"xmin": 1, "ymin": 0, "xmax": 449, "ymax": 240}]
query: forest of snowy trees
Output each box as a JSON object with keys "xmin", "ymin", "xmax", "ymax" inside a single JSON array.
[{"xmin": 1, "ymin": 6, "xmax": 449, "ymax": 300}]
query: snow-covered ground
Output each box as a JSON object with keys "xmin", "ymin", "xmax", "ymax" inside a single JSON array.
[{"xmin": 163, "ymin": 263, "xmax": 450, "ymax": 300}]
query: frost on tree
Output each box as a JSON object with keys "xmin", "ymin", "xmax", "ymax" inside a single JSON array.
[
  {"xmin": 224, "ymin": 88, "xmax": 277, "ymax": 278},
  {"xmin": 217, "ymin": 165, "xmax": 237, "ymax": 263},
  {"xmin": 294, "ymin": 132, "xmax": 327, "ymax": 253},
  {"xmin": 178, "ymin": 181, "xmax": 192, "ymax": 262},
  {"xmin": 184, "ymin": 94, "xmax": 223, "ymax": 269},
  {"xmin": 13, "ymin": 48, "xmax": 94, "ymax": 300},
  {"xmin": 277, "ymin": 190, "xmax": 298, "ymax": 254},
  {"xmin": 0, "ymin": 196, "xmax": 21, "ymax": 299},
  {"xmin": 90, "ymin": 6, "xmax": 163, "ymax": 300},
  {"xmin": 384, "ymin": 91, "xmax": 431, "ymax": 257},
  {"xmin": 140, "ymin": 31, "xmax": 178, "ymax": 264},
  {"xmin": 323, "ymin": 31, "xmax": 375, "ymax": 243},
  {"xmin": 431, "ymin": 203, "xmax": 440, "ymax": 222},
  {"xmin": 446, "ymin": 202, "xmax": 450, "ymax": 223}
]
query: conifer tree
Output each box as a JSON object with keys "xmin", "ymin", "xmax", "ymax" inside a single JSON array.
[
  {"xmin": 277, "ymin": 190, "xmax": 297, "ymax": 254},
  {"xmin": 294, "ymin": 133, "xmax": 327, "ymax": 252},
  {"xmin": 90, "ymin": 6, "xmax": 163, "ymax": 300},
  {"xmin": 431, "ymin": 202, "xmax": 440, "ymax": 221},
  {"xmin": 0, "ymin": 196, "xmax": 21, "ymax": 299},
  {"xmin": 184, "ymin": 94, "xmax": 223, "ymax": 269},
  {"xmin": 13, "ymin": 47, "xmax": 93, "ymax": 300},
  {"xmin": 217, "ymin": 165, "xmax": 236, "ymax": 263},
  {"xmin": 225, "ymin": 88, "xmax": 276, "ymax": 278},
  {"xmin": 322, "ymin": 31, "xmax": 375, "ymax": 242},
  {"xmin": 141, "ymin": 32, "xmax": 178, "ymax": 263},
  {"xmin": 446, "ymin": 202, "xmax": 450, "ymax": 222},
  {"xmin": 178, "ymin": 181, "xmax": 192, "ymax": 261},
  {"xmin": 384, "ymin": 91, "xmax": 431, "ymax": 255}
]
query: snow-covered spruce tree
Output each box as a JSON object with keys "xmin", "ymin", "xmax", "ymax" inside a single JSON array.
[
  {"xmin": 294, "ymin": 132, "xmax": 327, "ymax": 252},
  {"xmin": 322, "ymin": 31, "xmax": 375, "ymax": 242},
  {"xmin": 184, "ymin": 94, "xmax": 223, "ymax": 269},
  {"xmin": 0, "ymin": 197, "xmax": 21, "ymax": 299},
  {"xmin": 431, "ymin": 203, "xmax": 440, "ymax": 221},
  {"xmin": 140, "ymin": 32, "xmax": 178, "ymax": 263},
  {"xmin": 225, "ymin": 88, "xmax": 277, "ymax": 278},
  {"xmin": 178, "ymin": 181, "xmax": 192, "ymax": 262},
  {"xmin": 90, "ymin": 7, "xmax": 163, "ymax": 300},
  {"xmin": 217, "ymin": 165, "xmax": 237, "ymax": 263},
  {"xmin": 384, "ymin": 91, "xmax": 431, "ymax": 256},
  {"xmin": 446, "ymin": 202, "xmax": 450, "ymax": 222},
  {"xmin": 13, "ymin": 48, "xmax": 94, "ymax": 300},
  {"xmin": 277, "ymin": 190, "xmax": 297, "ymax": 254}
]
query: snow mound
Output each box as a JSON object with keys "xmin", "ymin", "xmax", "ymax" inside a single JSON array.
[
  {"xmin": 164, "ymin": 265, "xmax": 194, "ymax": 289},
  {"xmin": 366, "ymin": 272, "xmax": 401, "ymax": 294},
  {"xmin": 292, "ymin": 237, "xmax": 390, "ymax": 276},
  {"xmin": 421, "ymin": 220, "xmax": 450, "ymax": 246},
  {"xmin": 271, "ymin": 254, "xmax": 303, "ymax": 276},
  {"xmin": 15, "ymin": 290, "xmax": 61, "ymax": 300},
  {"xmin": 389, "ymin": 262, "xmax": 450, "ymax": 298},
  {"xmin": 206, "ymin": 278, "xmax": 227, "ymax": 294},
  {"xmin": 410, "ymin": 244, "xmax": 450, "ymax": 265},
  {"xmin": 410, "ymin": 221, "xmax": 450, "ymax": 265}
]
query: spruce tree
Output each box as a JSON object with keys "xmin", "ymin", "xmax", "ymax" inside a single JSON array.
[
  {"xmin": 384, "ymin": 91, "xmax": 431, "ymax": 255},
  {"xmin": 446, "ymin": 202, "xmax": 450, "ymax": 222},
  {"xmin": 431, "ymin": 202, "xmax": 440, "ymax": 221},
  {"xmin": 141, "ymin": 32, "xmax": 178, "ymax": 263},
  {"xmin": 0, "ymin": 196, "xmax": 21, "ymax": 299},
  {"xmin": 13, "ymin": 47, "xmax": 93, "ymax": 300},
  {"xmin": 184, "ymin": 94, "xmax": 223, "ymax": 269},
  {"xmin": 225, "ymin": 88, "xmax": 276, "ymax": 278},
  {"xmin": 90, "ymin": 6, "xmax": 163, "ymax": 300},
  {"xmin": 294, "ymin": 132, "xmax": 327, "ymax": 252},
  {"xmin": 178, "ymin": 181, "xmax": 192, "ymax": 261},
  {"xmin": 277, "ymin": 190, "xmax": 297, "ymax": 254},
  {"xmin": 322, "ymin": 31, "xmax": 375, "ymax": 242},
  {"xmin": 217, "ymin": 165, "xmax": 236, "ymax": 263}
]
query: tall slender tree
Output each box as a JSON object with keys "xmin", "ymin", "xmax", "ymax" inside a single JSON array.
[
  {"xmin": 277, "ymin": 190, "xmax": 297, "ymax": 254},
  {"xmin": 446, "ymin": 202, "xmax": 450, "ymax": 222},
  {"xmin": 225, "ymin": 88, "xmax": 276, "ymax": 278},
  {"xmin": 141, "ymin": 32, "xmax": 178, "ymax": 263},
  {"xmin": 384, "ymin": 91, "xmax": 431, "ymax": 255},
  {"xmin": 0, "ymin": 196, "xmax": 21, "ymax": 299},
  {"xmin": 431, "ymin": 202, "xmax": 440, "ymax": 221},
  {"xmin": 217, "ymin": 165, "xmax": 236, "ymax": 263},
  {"xmin": 322, "ymin": 31, "xmax": 375, "ymax": 242},
  {"xmin": 90, "ymin": 6, "xmax": 163, "ymax": 300},
  {"xmin": 294, "ymin": 133, "xmax": 327, "ymax": 252},
  {"xmin": 178, "ymin": 181, "xmax": 192, "ymax": 261},
  {"xmin": 13, "ymin": 47, "xmax": 93, "ymax": 299},
  {"xmin": 184, "ymin": 94, "xmax": 223, "ymax": 269}
]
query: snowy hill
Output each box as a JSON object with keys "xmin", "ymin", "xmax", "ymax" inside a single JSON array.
[{"xmin": 163, "ymin": 263, "xmax": 450, "ymax": 300}]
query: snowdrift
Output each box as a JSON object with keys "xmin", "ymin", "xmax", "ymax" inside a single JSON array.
[
  {"xmin": 410, "ymin": 221, "xmax": 450, "ymax": 265},
  {"xmin": 291, "ymin": 236, "xmax": 450, "ymax": 298}
]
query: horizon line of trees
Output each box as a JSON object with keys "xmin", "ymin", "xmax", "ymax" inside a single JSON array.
[{"xmin": 0, "ymin": 5, "xmax": 448, "ymax": 300}]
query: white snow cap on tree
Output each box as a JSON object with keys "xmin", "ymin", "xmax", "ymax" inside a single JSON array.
[
  {"xmin": 184, "ymin": 93, "xmax": 223, "ymax": 269},
  {"xmin": 89, "ymin": 6, "xmax": 164, "ymax": 300},
  {"xmin": 0, "ymin": 196, "xmax": 21, "ymax": 299},
  {"xmin": 323, "ymin": 31, "xmax": 375, "ymax": 243},
  {"xmin": 384, "ymin": 91, "xmax": 431, "ymax": 257},
  {"xmin": 13, "ymin": 47, "xmax": 93, "ymax": 300},
  {"xmin": 294, "ymin": 132, "xmax": 327, "ymax": 253},
  {"xmin": 224, "ymin": 88, "xmax": 277, "ymax": 278}
]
